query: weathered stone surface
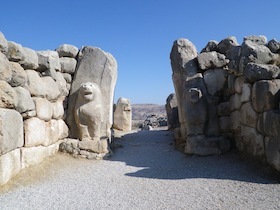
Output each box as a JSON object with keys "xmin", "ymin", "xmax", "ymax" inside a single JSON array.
[
  {"xmin": 21, "ymin": 110, "xmax": 36, "ymax": 119},
  {"xmin": 0, "ymin": 32, "xmax": 8, "ymax": 54},
  {"xmin": 55, "ymin": 72, "xmax": 69, "ymax": 96},
  {"xmin": 267, "ymin": 39, "xmax": 280, "ymax": 53},
  {"xmin": 240, "ymin": 102, "xmax": 258, "ymax": 128},
  {"xmin": 73, "ymin": 82, "xmax": 104, "ymax": 142},
  {"xmin": 14, "ymin": 86, "xmax": 35, "ymax": 114},
  {"xmin": 56, "ymin": 44, "xmax": 79, "ymax": 58},
  {"xmin": 41, "ymin": 68, "xmax": 57, "ymax": 81},
  {"xmin": 228, "ymin": 74, "xmax": 237, "ymax": 94},
  {"xmin": 20, "ymin": 47, "xmax": 39, "ymax": 70},
  {"xmin": 79, "ymin": 139, "xmax": 109, "ymax": 154},
  {"xmin": 218, "ymin": 101, "xmax": 230, "ymax": 116},
  {"xmin": 165, "ymin": 93, "xmax": 179, "ymax": 129},
  {"xmin": 197, "ymin": 51, "xmax": 229, "ymax": 70},
  {"xmin": 34, "ymin": 98, "xmax": 53, "ymax": 121},
  {"xmin": 219, "ymin": 116, "xmax": 230, "ymax": 133},
  {"xmin": 41, "ymin": 76, "xmax": 61, "ymax": 101},
  {"xmin": 59, "ymin": 139, "xmax": 79, "ymax": 155},
  {"xmin": 265, "ymin": 137, "xmax": 280, "ymax": 171},
  {"xmin": 204, "ymin": 69, "xmax": 228, "ymax": 96},
  {"xmin": 9, "ymin": 62, "xmax": 27, "ymax": 87},
  {"xmin": 67, "ymin": 47, "xmax": 117, "ymax": 141},
  {"xmin": 24, "ymin": 117, "xmax": 46, "ymax": 147},
  {"xmin": 217, "ymin": 36, "xmax": 239, "ymax": 55},
  {"xmin": 201, "ymin": 40, "xmax": 218, "ymax": 53},
  {"xmin": 25, "ymin": 70, "xmax": 46, "ymax": 97},
  {"xmin": 0, "ymin": 52, "xmax": 12, "ymax": 83},
  {"xmin": 240, "ymin": 83, "xmax": 252, "ymax": 103},
  {"xmin": 252, "ymin": 79, "xmax": 280, "ymax": 113},
  {"xmin": 230, "ymin": 94, "xmax": 241, "ymax": 111},
  {"xmin": 186, "ymin": 135, "xmax": 230, "ymax": 156},
  {"xmin": 230, "ymin": 111, "xmax": 241, "ymax": 134},
  {"xmin": 0, "ymin": 109, "xmax": 23, "ymax": 155},
  {"xmin": 63, "ymin": 73, "xmax": 72, "ymax": 83},
  {"xmin": 60, "ymin": 57, "xmax": 77, "ymax": 74},
  {"xmin": 243, "ymin": 63, "xmax": 280, "ymax": 83},
  {"xmin": 239, "ymin": 41, "xmax": 275, "ymax": 74},
  {"xmin": 0, "ymin": 149, "xmax": 21, "ymax": 186},
  {"xmin": 234, "ymin": 77, "xmax": 244, "ymax": 94},
  {"xmin": 257, "ymin": 110, "xmax": 280, "ymax": 136},
  {"xmin": 58, "ymin": 119, "xmax": 69, "ymax": 139},
  {"xmin": 206, "ymin": 96, "xmax": 219, "ymax": 136},
  {"xmin": 244, "ymin": 35, "xmax": 267, "ymax": 45},
  {"xmin": 113, "ymin": 97, "xmax": 132, "ymax": 131},
  {"xmin": 21, "ymin": 141, "xmax": 61, "ymax": 169},
  {"xmin": 0, "ymin": 81, "xmax": 17, "ymax": 109},
  {"xmin": 37, "ymin": 50, "xmax": 61, "ymax": 72},
  {"xmin": 241, "ymin": 125, "xmax": 264, "ymax": 157},
  {"xmin": 52, "ymin": 97, "xmax": 64, "ymax": 119},
  {"xmin": 7, "ymin": 41, "xmax": 25, "ymax": 62},
  {"xmin": 44, "ymin": 120, "xmax": 60, "ymax": 146}
]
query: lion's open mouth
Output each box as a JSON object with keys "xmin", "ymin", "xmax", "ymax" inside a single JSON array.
[{"xmin": 84, "ymin": 91, "xmax": 92, "ymax": 95}]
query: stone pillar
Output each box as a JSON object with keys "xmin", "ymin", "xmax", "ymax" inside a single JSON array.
[{"xmin": 113, "ymin": 97, "xmax": 132, "ymax": 131}]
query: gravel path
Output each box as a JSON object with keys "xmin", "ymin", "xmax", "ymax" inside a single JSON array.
[{"xmin": 0, "ymin": 128, "xmax": 280, "ymax": 209}]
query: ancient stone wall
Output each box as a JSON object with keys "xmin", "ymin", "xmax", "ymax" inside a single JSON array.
[
  {"xmin": 170, "ymin": 35, "xmax": 280, "ymax": 171},
  {"xmin": 0, "ymin": 31, "xmax": 117, "ymax": 186}
]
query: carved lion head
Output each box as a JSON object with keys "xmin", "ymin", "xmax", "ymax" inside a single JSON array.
[{"xmin": 79, "ymin": 82, "xmax": 100, "ymax": 102}]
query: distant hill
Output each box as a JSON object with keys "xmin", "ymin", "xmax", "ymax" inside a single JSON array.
[{"xmin": 132, "ymin": 104, "xmax": 166, "ymax": 120}]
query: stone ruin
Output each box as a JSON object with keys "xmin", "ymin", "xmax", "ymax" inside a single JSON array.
[
  {"xmin": 113, "ymin": 97, "xmax": 132, "ymax": 132},
  {"xmin": 0, "ymin": 31, "xmax": 117, "ymax": 186},
  {"xmin": 170, "ymin": 35, "xmax": 280, "ymax": 172}
]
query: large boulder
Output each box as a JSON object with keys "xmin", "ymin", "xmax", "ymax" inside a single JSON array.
[
  {"xmin": 217, "ymin": 36, "xmax": 239, "ymax": 55},
  {"xmin": 0, "ymin": 52, "xmax": 12, "ymax": 83},
  {"xmin": 113, "ymin": 97, "xmax": 132, "ymax": 131},
  {"xmin": 24, "ymin": 117, "xmax": 46, "ymax": 147},
  {"xmin": 9, "ymin": 62, "xmax": 27, "ymax": 87},
  {"xmin": 243, "ymin": 63, "xmax": 280, "ymax": 83},
  {"xmin": 0, "ymin": 149, "xmax": 21, "ymax": 186},
  {"xmin": 0, "ymin": 32, "xmax": 8, "ymax": 55},
  {"xmin": 20, "ymin": 47, "xmax": 39, "ymax": 70},
  {"xmin": 55, "ymin": 72, "xmax": 69, "ymax": 96},
  {"xmin": 6, "ymin": 41, "xmax": 25, "ymax": 62},
  {"xmin": 197, "ymin": 51, "xmax": 229, "ymax": 70},
  {"xmin": 265, "ymin": 137, "xmax": 280, "ymax": 171},
  {"xmin": 0, "ymin": 81, "xmax": 17, "ymax": 109},
  {"xmin": 240, "ymin": 102, "xmax": 258, "ymax": 128},
  {"xmin": 41, "ymin": 76, "xmax": 61, "ymax": 101},
  {"xmin": 267, "ymin": 39, "xmax": 280, "ymax": 53},
  {"xmin": 66, "ymin": 46, "xmax": 117, "ymax": 140},
  {"xmin": 203, "ymin": 69, "xmax": 228, "ymax": 96},
  {"xmin": 33, "ymin": 97, "xmax": 53, "ymax": 121},
  {"xmin": 37, "ymin": 50, "xmax": 61, "ymax": 72},
  {"xmin": 165, "ymin": 93, "xmax": 179, "ymax": 129},
  {"xmin": 52, "ymin": 97, "xmax": 65, "ymax": 120},
  {"xmin": 14, "ymin": 86, "xmax": 35, "ymax": 114},
  {"xmin": 0, "ymin": 108, "xmax": 23, "ymax": 155},
  {"xmin": 59, "ymin": 57, "xmax": 77, "ymax": 74},
  {"xmin": 252, "ymin": 79, "xmax": 280, "ymax": 113},
  {"xmin": 25, "ymin": 70, "xmax": 46, "ymax": 97},
  {"xmin": 56, "ymin": 44, "xmax": 79, "ymax": 58},
  {"xmin": 44, "ymin": 120, "xmax": 60, "ymax": 146},
  {"xmin": 257, "ymin": 110, "xmax": 280, "ymax": 136},
  {"xmin": 201, "ymin": 40, "xmax": 218, "ymax": 53}
]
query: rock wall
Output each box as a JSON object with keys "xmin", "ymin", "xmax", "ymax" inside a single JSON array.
[
  {"xmin": 0, "ymin": 32, "xmax": 117, "ymax": 186},
  {"xmin": 170, "ymin": 35, "xmax": 280, "ymax": 171}
]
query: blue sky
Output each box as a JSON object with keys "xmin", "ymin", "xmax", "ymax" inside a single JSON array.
[{"xmin": 0, "ymin": 1, "xmax": 279, "ymax": 104}]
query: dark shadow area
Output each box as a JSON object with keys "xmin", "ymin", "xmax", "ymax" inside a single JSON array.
[{"xmin": 111, "ymin": 129, "xmax": 280, "ymax": 184}]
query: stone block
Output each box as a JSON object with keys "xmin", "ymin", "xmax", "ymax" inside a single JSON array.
[
  {"xmin": 63, "ymin": 73, "xmax": 72, "ymax": 83},
  {"xmin": 252, "ymin": 79, "xmax": 280, "ymax": 113},
  {"xmin": 0, "ymin": 80, "xmax": 17, "ymax": 109},
  {"xmin": 25, "ymin": 70, "xmax": 46, "ymax": 97},
  {"xmin": 56, "ymin": 72, "xmax": 69, "ymax": 96},
  {"xmin": 257, "ymin": 110, "xmax": 280, "ymax": 136},
  {"xmin": 0, "ymin": 32, "xmax": 8, "ymax": 54},
  {"xmin": 219, "ymin": 116, "xmax": 230, "ymax": 133},
  {"xmin": 186, "ymin": 135, "xmax": 230, "ymax": 156},
  {"xmin": 217, "ymin": 36, "xmax": 239, "ymax": 55},
  {"xmin": 60, "ymin": 57, "xmax": 77, "ymax": 74},
  {"xmin": 34, "ymin": 98, "xmax": 53, "ymax": 121},
  {"xmin": 24, "ymin": 117, "xmax": 46, "ymax": 147},
  {"xmin": 244, "ymin": 63, "xmax": 280, "ymax": 83},
  {"xmin": 7, "ymin": 41, "xmax": 25, "ymax": 62},
  {"xmin": 0, "ymin": 52, "xmax": 12, "ymax": 83},
  {"xmin": 197, "ymin": 51, "xmax": 229, "ymax": 70},
  {"xmin": 234, "ymin": 77, "xmax": 244, "ymax": 94},
  {"xmin": 41, "ymin": 76, "xmax": 61, "ymax": 102},
  {"xmin": 230, "ymin": 93, "xmax": 241, "ymax": 111},
  {"xmin": 14, "ymin": 86, "xmax": 35, "ymax": 114},
  {"xmin": 241, "ymin": 125, "xmax": 264, "ymax": 157},
  {"xmin": 265, "ymin": 137, "xmax": 280, "ymax": 171},
  {"xmin": 228, "ymin": 74, "xmax": 236, "ymax": 94},
  {"xmin": 240, "ymin": 83, "xmax": 251, "ymax": 103},
  {"xmin": 43, "ymin": 120, "xmax": 60, "ymax": 146},
  {"xmin": 0, "ymin": 108, "xmax": 23, "ymax": 155},
  {"xmin": 21, "ymin": 142, "xmax": 61, "ymax": 169},
  {"xmin": 230, "ymin": 111, "xmax": 241, "ymax": 134},
  {"xmin": 0, "ymin": 149, "xmax": 21, "ymax": 186},
  {"xmin": 20, "ymin": 47, "xmax": 39, "ymax": 70},
  {"xmin": 203, "ymin": 69, "xmax": 228, "ymax": 96},
  {"xmin": 58, "ymin": 119, "xmax": 69, "ymax": 139},
  {"xmin": 37, "ymin": 50, "xmax": 61, "ymax": 72},
  {"xmin": 56, "ymin": 44, "xmax": 79, "ymax": 58},
  {"xmin": 9, "ymin": 62, "xmax": 27, "ymax": 87},
  {"xmin": 240, "ymin": 102, "xmax": 258, "ymax": 128},
  {"xmin": 79, "ymin": 139, "xmax": 108, "ymax": 154},
  {"xmin": 52, "ymin": 97, "xmax": 65, "ymax": 119},
  {"xmin": 218, "ymin": 101, "xmax": 230, "ymax": 116}
]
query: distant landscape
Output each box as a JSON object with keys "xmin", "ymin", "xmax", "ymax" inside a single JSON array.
[{"xmin": 132, "ymin": 104, "xmax": 166, "ymax": 120}]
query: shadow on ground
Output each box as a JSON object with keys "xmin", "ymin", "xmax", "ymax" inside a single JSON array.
[{"xmin": 111, "ymin": 129, "xmax": 280, "ymax": 184}]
